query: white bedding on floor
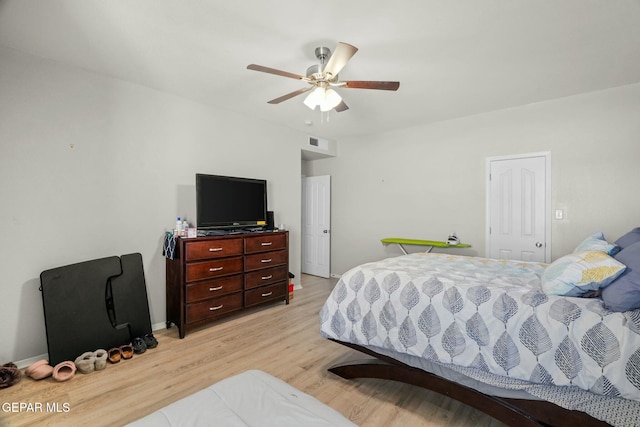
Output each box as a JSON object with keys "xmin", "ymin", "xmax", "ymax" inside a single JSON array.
[{"xmin": 126, "ymin": 370, "xmax": 355, "ymax": 427}]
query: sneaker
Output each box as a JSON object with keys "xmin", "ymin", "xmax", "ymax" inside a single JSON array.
[
  {"xmin": 132, "ymin": 337, "xmax": 147, "ymax": 354},
  {"xmin": 142, "ymin": 334, "xmax": 158, "ymax": 349}
]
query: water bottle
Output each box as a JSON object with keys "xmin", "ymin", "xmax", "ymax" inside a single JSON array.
[
  {"xmin": 182, "ymin": 220, "xmax": 189, "ymax": 237},
  {"xmin": 175, "ymin": 217, "xmax": 182, "ymax": 236}
]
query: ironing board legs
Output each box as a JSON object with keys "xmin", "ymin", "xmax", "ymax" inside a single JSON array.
[{"xmin": 397, "ymin": 244, "xmax": 433, "ymax": 254}]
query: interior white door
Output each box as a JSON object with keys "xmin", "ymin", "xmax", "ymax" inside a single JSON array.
[
  {"xmin": 487, "ymin": 154, "xmax": 549, "ymax": 262},
  {"xmin": 302, "ymin": 175, "xmax": 331, "ymax": 278}
]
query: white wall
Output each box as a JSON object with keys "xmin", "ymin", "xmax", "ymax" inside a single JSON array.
[
  {"xmin": 308, "ymin": 84, "xmax": 640, "ymax": 275},
  {"xmin": 0, "ymin": 46, "xmax": 304, "ymax": 363}
]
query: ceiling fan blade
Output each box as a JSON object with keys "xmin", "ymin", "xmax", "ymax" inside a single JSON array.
[
  {"xmin": 323, "ymin": 42, "xmax": 358, "ymax": 78},
  {"xmin": 247, "ymin": 64, "xmax": 307, "ymax": 81},
  {"xmin": 343, "ymin": 81, "xmax": 400, "ymax": 91},
  {"xmin": 335, "ymin": 101, "xmax": 349, "ymax": 112},
  {"xmin": 267, "ymin": 87, "xmax": 313, "ymax": 104}
]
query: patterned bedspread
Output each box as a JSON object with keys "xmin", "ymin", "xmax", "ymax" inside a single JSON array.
[{"xmin": 320, "ymin": 253, "xmax": 640, "ymax": 407}]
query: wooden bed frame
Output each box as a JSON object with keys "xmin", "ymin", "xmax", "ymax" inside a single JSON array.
[{"xmin": 328, "ymin": 339, "xmax": 611, "ymax": 427}]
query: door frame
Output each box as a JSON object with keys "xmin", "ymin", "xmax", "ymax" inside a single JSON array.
[{"xmin": 485, "ymin": 151, "xmax": 552, "ymax": 262}]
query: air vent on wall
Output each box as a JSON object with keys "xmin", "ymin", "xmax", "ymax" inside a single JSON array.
[{"xmin": 308, "ymin": 136, "xmax": 329, "ymax": 150}]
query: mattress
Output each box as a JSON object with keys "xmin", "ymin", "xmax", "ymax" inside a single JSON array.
[{"xmin": 126, "ymin": 370, "xmax": 356, "ymax": 427}]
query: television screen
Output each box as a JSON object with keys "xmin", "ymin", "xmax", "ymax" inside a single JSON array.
[{"xmin": 196, "ymin": 174, "xmax": 267, "ymax": 229}]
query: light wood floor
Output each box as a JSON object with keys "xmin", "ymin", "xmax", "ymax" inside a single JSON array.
[{"xmin": 0, "ymin": 275, "xmax": 506, "ymax": 427}]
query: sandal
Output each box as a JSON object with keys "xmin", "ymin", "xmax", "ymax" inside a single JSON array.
[
  {"xmin": 25, "ymin": 359, "xmax": 53, "ymax": 380},
  {"xmin": 143, "ymin": 334, "xmax": 158, "ymax": 349},
  {"xmin": 52, "ymin": 361, "xmax": 76, "ymax": 382},
  {"xmin": 74, "ymin": 352, "xmax": 96, "ymax": 374},
  {"xmin": 120, "ymin": 344, "xmax": 134, "ymax": 360},
  {"xmin": 94, "ymin": 349, "xmax": 108, "ymax": 371},
  {"xmin": 108, "ymin": 348, "xmax": 122, "ymax": 364}
]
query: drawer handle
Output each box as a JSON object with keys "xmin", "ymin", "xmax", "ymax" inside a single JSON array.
[
  {"xmin": 209, "ymin": 286, "xmax": 223, "ymax": 291},
  {"xmin": 261, "ymin": 242, "xmax": 273, "ymax": 246},
  {"xmin": 209, "ymin": 247, "xmax": 223, "ymax": 252},
  {"xmin": 261, "ymin": 258, "xmax": 272, "ymax": 263},
  {"xmin": 261, "ymin": 275, "xmax": 273, "ymax": 280},
  {"xmin": 209, "ymin": 305, "xmax": 224, "ymax": 311},
  {"xmin": 261, "ymin": 292, "xmax": 273, "ymax": 297},
  {"xmin": 209, "ymin": 267, "xmax": 224, "ymax": 272}
]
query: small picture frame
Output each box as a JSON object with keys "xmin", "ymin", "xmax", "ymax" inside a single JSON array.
[{"xmin": 187, "ymin": 228, "xmax": 197, "ymax": 238}]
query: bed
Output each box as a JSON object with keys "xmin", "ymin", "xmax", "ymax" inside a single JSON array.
[{"xmin": 320, "ymin": 244, "xmax": 640, "ymax": 427}]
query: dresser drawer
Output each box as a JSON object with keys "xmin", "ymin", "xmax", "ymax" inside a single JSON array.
[
  {"xmin": 186, "ymin": 275, "xmax": 243, "ymax": 303},
  {"xmin": 185, "ymin": 238, "xmax": 243, "ymax": 261},
  {"xmin": 185, "ymin": 257, "xmax": 243, "ymax": 283},
  {"xmin": 244, "ymin": 234, "xmax": 287, "ymax": 254},
  {"xmin": 244, "ymin": 281, "xmax": 287, "ymax": 307},
  {"xmin": 186, "ymin": 292, "xmax": 243, "ymax": 323},
  {"xmin": 244, "ymin": 249, "xmax": 287, "ymax": 272},
  {"xmin": 244, "ymin": 265, "xmax": 288, "ymax": 290}
]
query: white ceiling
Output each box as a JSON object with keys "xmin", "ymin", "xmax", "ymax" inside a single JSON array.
[{"xmin": 1, "ymin": 0, "xmax": 639, "ymax": 139}]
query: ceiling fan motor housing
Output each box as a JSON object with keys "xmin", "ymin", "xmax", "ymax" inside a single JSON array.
[
  {"xmin": 314, "ymin": 46, "xmax": 331, "ymax": 63},
  {"xmin": 306, "ymin": 64, "xmax": 323, "ymax": 78}
]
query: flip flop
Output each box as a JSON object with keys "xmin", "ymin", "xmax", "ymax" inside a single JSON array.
[
  {"xmin": 52, "ymin": 361, "xmax": 76, "ymax": 382},
  {"xmin": 25, "ymin": 360, "xmax": 53, "ymax": 380}
]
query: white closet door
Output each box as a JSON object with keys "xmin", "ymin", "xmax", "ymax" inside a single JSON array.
[{"xmin": 487, "ymin": 154, "xmax": 549, "ymax": 262}]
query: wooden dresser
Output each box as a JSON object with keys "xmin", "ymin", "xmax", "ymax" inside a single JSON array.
[{"xmin": 165, "ymin": 231, "xmax": 289, "ymax": 338}]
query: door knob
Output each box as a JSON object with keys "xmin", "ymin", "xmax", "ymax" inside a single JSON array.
[
  {"xmin": 323, "ymin": 230, "xmax": 329, "ymax": 233},
  {"xmin": 535, "ymin": 242, "xmax": 543, "ymax": 248}
]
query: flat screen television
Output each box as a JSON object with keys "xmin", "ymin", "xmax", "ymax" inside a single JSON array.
[{"xmin": 196, "ymin": 173, "xmax": 267, "ymax": 230}]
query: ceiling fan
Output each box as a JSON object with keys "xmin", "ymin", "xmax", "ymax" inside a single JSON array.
[{"xmin": 247, "ymin": 42, "xmax": 400, "ymax": 112}]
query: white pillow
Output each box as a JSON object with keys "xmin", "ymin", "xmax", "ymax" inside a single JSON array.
[
  {"xmin": 541, "ymin": 250, "xmax": 626, "ymax": 297},
  {"xmin": 573, "ymin": 232, "xmax": 619, "ymax": 255}
]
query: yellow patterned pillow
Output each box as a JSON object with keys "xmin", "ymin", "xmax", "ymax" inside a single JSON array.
[{"xmin": 541, "ymin": 250, "xmax": 627, "ymax": 296}]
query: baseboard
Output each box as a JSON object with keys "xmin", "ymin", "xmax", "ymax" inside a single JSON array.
[{"xmin": 152, "ymin": 321, "xmax": 167, "ymax": 332}]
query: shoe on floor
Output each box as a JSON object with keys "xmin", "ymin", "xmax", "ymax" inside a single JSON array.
[
  {"xmin": 108, "ymin": 348, "xmax": 122, "ymax": 364},
  {"xmin": 132, "ymin": 337, "xmax": 147, "ymax": 354},
  {"xmin": 0, "ymin": 362, "xmax": 22, "ymax": 388},
  {"xmin": 25, "ymin": 360, "xmax": 53, "ymax": 380},
  {"xmin": 52, "ymin": 361, "xmax": 76, "ymax": 382},
  {"xmin": 74, "ymin": 352, "xmax": 96, "ymax": 374},
  {"xmin": 94, "ymin": 349, "xmax": 108, "ymax": 371},
  {"xmin": 120, "ymin": 344, "xmax": 134, "ymax": 360},
  {"xmin": 142, "ymin": 334, "xmax": 158, "ymax": 349}
]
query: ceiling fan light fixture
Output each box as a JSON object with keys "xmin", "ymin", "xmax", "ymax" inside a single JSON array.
[
  {"xmin": 303, "ymin": 87, "xmax": 324, "ymax": 110},
  {"xmin": 321, "ymin": 88, "xmax": 342, "ymax": 111},
  {"xmin": 304, "ymin": 87, "xmax": 342, "ymax": 111}
]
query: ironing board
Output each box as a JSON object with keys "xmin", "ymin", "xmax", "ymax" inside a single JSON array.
[{"xmin": 381, "ymin": 238, "xmax": 471, "ymax": 255}]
